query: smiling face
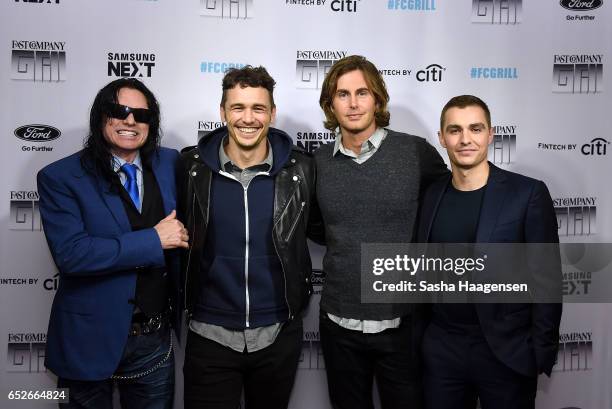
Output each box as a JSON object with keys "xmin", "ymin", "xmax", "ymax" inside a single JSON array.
[
  {"xmin": 438, "ymin": 105, "xmax": 493, "ymax": 171},
  {"xmin": 103, "ymin": 87, "xmax": 149, "ymax": 162},
  {"xmin": 220, "ymin": 85, "xmax": 276, "ymax": 152},
  {"xmin": 331, "ymin": 69, "xmax": 377, "ymax": 140}
]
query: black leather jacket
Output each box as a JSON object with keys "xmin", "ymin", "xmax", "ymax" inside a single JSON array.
[{"xmin": 178, "ymin": 141, "xmax": 323, "ymax": 324}]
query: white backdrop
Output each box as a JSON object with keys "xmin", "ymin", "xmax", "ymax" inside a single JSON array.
[{"xmin": 1, "ymin": 1, "xmax": 611, "ymax": 408}]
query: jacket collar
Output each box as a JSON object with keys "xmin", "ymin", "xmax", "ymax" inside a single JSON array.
[
  {"xmin": 423, "ymin": 162, "xmax": 508, "ymax": 243},
  {"xmin": 84, "ymin": 149, "xmax": 170, "ymax": 232},
  {"xmin": 197, "ymin": 126, "xmax": 293, "ymax": 176},
  {"xmin": 475, "ymin": 163, "xmax": 508, "ymax": 243}
]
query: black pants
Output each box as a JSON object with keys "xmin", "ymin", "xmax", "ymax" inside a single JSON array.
[
  {"xmin": 319, "ymin": 311, "xmax": 423, "ymax": 409},
  {"xmin": 183, "ymin": 319, "xmax": 302, "ymax": 409},
  {"xmin": 423, "ymin": 323, "xmax": 537, "ymax": 409}
]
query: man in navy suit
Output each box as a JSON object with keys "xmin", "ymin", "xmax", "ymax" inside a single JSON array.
[
  {"xmin": 418, "ymin": 95, "xmax": 562, "ymax": 409},
  {"xmin": 38, "ymin": 78, "xmax": 188, "ymax": 409}
]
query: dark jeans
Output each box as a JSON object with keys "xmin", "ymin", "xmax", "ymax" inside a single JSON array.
[
  {"xmin": 183, "ymin": 318, "xmax": 303, "ymax": 409},
  {"xmin": 319, "ymin": 311, "xmax": 424, "ymax": 409},
  {"xmin": 423, "ymin": 323, "xmax": 537, "ymax": 409},
  {"xmin": 58, "ymin": 326, "xmax": 174, "ymax": 409}
]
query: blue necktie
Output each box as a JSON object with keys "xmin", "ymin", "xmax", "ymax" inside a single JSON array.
[{"xmin": 121, "ymin": 163, "xmax": 140, "ymax": 210}]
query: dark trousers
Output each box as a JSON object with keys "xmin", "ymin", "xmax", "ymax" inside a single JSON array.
[
  {"xmin": 183, "ymin": 318, "xmax": 303, "ymax": 409},
  {"xmin": 58, "ymin": 327, "xmax": 174, "ymax": 409},
  {"xmin": 319, "ymin": 312, "xmax": 423, "ymax": 409},
  {"xmin": 423, "ymin": 323, "xmax": 537, "ymax": 409}
]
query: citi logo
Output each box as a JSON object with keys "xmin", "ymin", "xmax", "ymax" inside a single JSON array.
[
  {"xmin": 331, "ymin": 0, "xmax": 359, "ymax": 12},
  {"xmin": 581, "ymin": 138, "xmax": 609, "ymax": 155},
  {"xmin": 416, "ymin": 64, "xmax": 445, "ymax": 82}
]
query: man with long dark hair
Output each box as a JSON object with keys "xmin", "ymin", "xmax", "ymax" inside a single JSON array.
[{"xmin": 38, "ymin": 78, "xmax": 187, "ymax": 409}]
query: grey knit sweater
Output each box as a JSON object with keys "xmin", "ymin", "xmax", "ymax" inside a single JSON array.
[{"xmin": 314, "ymin": 129, "xmax": 448, "ymax": 320}]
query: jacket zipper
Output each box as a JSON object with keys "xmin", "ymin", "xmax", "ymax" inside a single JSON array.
[
  {"xmin": 271, "ymin": 235, "xmax": 292, "ymax": 322},
  {"xmin": 243, "ymin": 185, "xmax": 250, "ymax": 328},
  {"xmin": 284, "ymin": 201, "xmax": 305, "ymax": 243},
  {"xmin": 184, "ymin": 187, "xmax": 197, "ymax": 323},
  {"xmin": 219, "ymin": 169, "xmax": 269, "ymax": 329},
  {"xmin": 272, "ymin": 170, "xmax": 302, "ymax": 321},
  {"xmin": 185, "ymin": 160, "xmax": 210, "ymax": 322}
]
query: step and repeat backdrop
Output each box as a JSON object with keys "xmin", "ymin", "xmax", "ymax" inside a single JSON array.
[{"xmin": 1, "ymin": 1, "xmax": 611, "ymax": 408}]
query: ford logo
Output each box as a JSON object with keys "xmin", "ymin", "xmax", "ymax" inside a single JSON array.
[
  {"xmin": 560, "ymin": 0, "xmax": 603, "ymax": 11},
  {"xmin": 14, "ymin": 124, "xmax": 61, "ymax": 142}
]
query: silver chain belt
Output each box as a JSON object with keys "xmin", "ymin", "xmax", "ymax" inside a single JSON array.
[{"xmin": 110, "ymin": 331, "xmax": 173, "ymax": 381}]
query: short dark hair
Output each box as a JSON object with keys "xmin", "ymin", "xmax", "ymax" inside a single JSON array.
[
  {"xmin": 319, "ymin": 55, "xmax": 390, "ymax": 131},
  {"xmin": 440, "ymin": 95, "xmax": 491, "ymax": 130},
  {"xmin": 220, "ymin": 65, "xmax": 276, "ymax": 108},
  {"xmin": 82, "ymin": 78, "xmax": 161, "ymax": 182}
]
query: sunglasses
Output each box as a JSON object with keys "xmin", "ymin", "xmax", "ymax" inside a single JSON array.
[{"xmin": 105, "ymin": 103, "xmax": 154, "ymax": 124}]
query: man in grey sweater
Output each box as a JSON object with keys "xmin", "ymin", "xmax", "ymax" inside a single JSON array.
[{"xmin": 314, "ymin": 55, "xmax": 448, "ymax": 409}]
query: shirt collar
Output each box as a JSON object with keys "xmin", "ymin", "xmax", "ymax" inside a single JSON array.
[
  {"xmin": 332, "ymin": 127, "xmax": 387, "ymax": 158},
  {"xmin": 219, "ymin": 136, "xmax": 273, "ymax": 171},
  {"xmin": 112, "ymin": 152, "xmax": 142, "ymax": 173}
]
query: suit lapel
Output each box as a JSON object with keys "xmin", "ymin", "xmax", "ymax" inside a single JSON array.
[
  {"xmin": 151, "ymin": 152, "xmax": 175, "ymax": 216},
  {"xmin": 475, "ymin": 163, "xmax": 508, "ymax": 243},
  {"xmin": 97, "ymin": 176, "xmax": 132, "ymax": 232},
  {"xmin": 77, "ymin": 153, "xmax": 131, "ymax": 232},
  {"xmin": 423, "ymin": 175, "xmax": 452, "ymax": 242}
]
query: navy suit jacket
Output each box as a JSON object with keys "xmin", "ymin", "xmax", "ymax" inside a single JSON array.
[
  {"xmin": 37, "ymin": 147, "xmax": 180, "ymax": 381},
  {"xmin": 417, "ymin": 163, "xmax": 562, "ymax": 377}
]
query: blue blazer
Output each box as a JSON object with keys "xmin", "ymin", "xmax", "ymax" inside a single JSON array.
[
  {"xmin": 37, "ymin": 147, "xmax": 180, "ymax": 381},
  {"xmin": 417, "ymin": 163, "xmax": 562, "ymax": 377}
]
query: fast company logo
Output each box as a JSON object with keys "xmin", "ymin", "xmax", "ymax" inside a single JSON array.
[
  {"xmin": 295, "ymin": 50, "xmax": 347, "ymax": 89},
  {"xmin": 471, "ymin": 0, "xmax": 521, "ymax": 24},
  {"xmin": 553, "ymin": 54, "xmax": 602, "ymax": 94},
  {"xmin": 200, "ymin": 0, "xmax": 253, "ymax": 19},
  {"xmin": 11, "ymin": 40, "xmax": 66, "ymax": 82},
  {"xmin": 6, "ymin": 332, "xmax": 47, "ymax": 373}
]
